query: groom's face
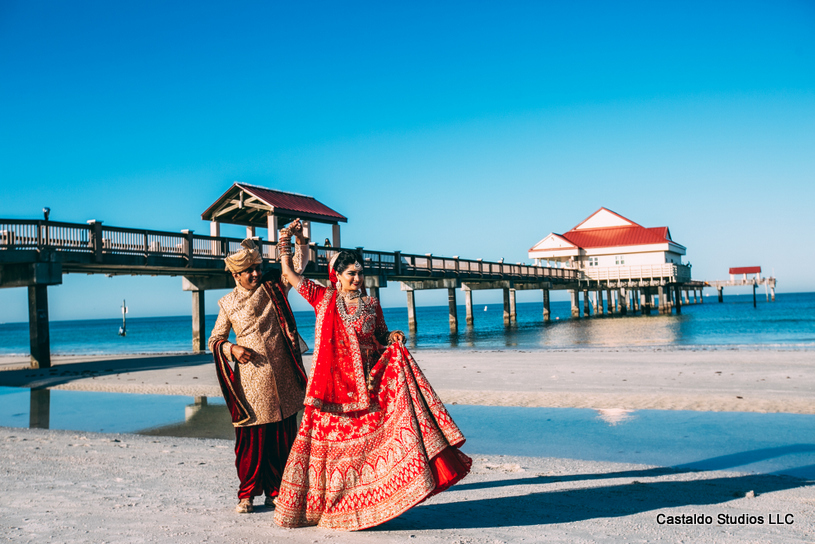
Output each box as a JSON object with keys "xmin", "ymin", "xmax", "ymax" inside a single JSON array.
[{"xmin": 234, "ymin": 264, "xmax": 262, "ymax": 290}]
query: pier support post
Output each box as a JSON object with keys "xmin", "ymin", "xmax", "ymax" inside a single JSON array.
[
  {"xmin": 717, "ymin": 287, "xmax": 723, "ymax": 303},
  {"xmin": 502, "ymin": 288, "xmax": 511, "ymax": 326},
  {"xmin": 770, "ymin": 286, "xmax": 775, "ymax": 302},
  {"xmin": 674, "ymin": 285, "xmax": 682, "ymax": 314},
  {"xmin": 509, "ymin": 288, "xmax": 517, "ymax": 324},
  {"xmin": 642, "ymin": 288, "xmax": 652, "ymax": 315},
  {"xmin": 28, "ymin": 285, "xmax": 51, "ymax": 369},
  {"xmin": 606, "ymin": 289, "xmax": 614, "ymax": 315},
  {"xmin": 448, "ymin": 288, "xmax": 458, "ymax": 335},
  {"xmin": 369, "ymin": 286, "xmax": 380, "ymax": 299},
  {"xmin": 570, "ymin": 290, "xmax": 580, "ymax": 317},
  {"xmin": 465, "ymin": 289, "xmax": 474, "ymax": 327},
  {"xmin": 683, "ymin": 289, "xmax": 689, "ymax": 305},
  {"xmin": 191, "ymin": 290, "xmax": 206, "ymax": 353},
  {"xmin": 619, "ymin": 288, "xmax": 627, "ymax": 315},
  {"xmin": 406, "ymin": 290, "xmax": 417, "ymax": 333},
  {"xmin": 29, "ymin": 388, "xmax": 50, "ymax": 429},
  {"xmin": 542, "ymin": 289, "xmax": 550, "ymax": 322},
  {"xmin": 598, "ymin": 289, "xmax": 605, "ymax": 316},
  {"xmin": 583, "ymin": 288, "xmax": 590, "ymax": 317},
  {"xmin": 657, "ymin": 285, "xmax": 666, "ymax": 314}
]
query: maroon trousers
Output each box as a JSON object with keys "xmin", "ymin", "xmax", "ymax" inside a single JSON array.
[{"xmin": 234, "ymin": 414, "xmax": 298, "ymax": 500}]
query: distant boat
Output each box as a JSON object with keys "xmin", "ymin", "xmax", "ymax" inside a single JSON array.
[
  {"xmin": 119, "ymin": 300, "xmax": 128, "ymax": 336},
  {"xmin": 484, "ymin": 306, "xmax": 488, "ymax": 311}
]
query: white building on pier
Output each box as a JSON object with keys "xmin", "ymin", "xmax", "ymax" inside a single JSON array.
[{"xmin": 528, "ymin": 208, "xmax": 689, "ymax": 282}]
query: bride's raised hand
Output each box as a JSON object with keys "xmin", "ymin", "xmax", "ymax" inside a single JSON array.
[{"xmin": 388, "ymin": 330, "xmax": 406, "ymax": 345}]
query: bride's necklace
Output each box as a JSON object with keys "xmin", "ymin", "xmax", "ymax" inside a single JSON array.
[{"xmin": 337, "ymin": 289, "xmax": 363, "ymax": 324}]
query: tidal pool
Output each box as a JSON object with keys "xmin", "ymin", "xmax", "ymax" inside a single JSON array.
[{"xmin": 1, "ymin": 386, "xmax": 813, "ymax": 480}]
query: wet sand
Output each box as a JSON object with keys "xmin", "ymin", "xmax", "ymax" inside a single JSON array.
[{"xmin": 2, "ymin": 348, "xmax": 814, "ymax": 413}]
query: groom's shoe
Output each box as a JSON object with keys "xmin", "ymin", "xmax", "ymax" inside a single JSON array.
[
  {"xmin": 264, "ymin": 496, "xmax": 276, "ymax": 508},
  {"xmin": 235, "ymin": 499, "xmax": 254, "ymax": 514}
]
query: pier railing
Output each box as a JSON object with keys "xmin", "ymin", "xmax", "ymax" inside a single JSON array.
[
  {"xmin": 580, "ymin": 263, "xmax": 691, "ymax": 283},
  {"xmin": 1, "ymin": 218, "xmax": 578, "ymax": 282}
]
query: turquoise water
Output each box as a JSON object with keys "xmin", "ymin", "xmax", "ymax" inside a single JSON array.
[{"xmin": 0, "ymin": 292, "xmax": 813, "ymax": 356}]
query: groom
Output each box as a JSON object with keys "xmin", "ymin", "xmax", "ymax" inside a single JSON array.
[{"xmin": 208, "ymin": 220, "xmax": 309, "ymax": 513}]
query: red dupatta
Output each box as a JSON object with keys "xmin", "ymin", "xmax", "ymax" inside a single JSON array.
[{"xmin": 302, "ymin": 285, "xmax": 372, "ymax": 414}]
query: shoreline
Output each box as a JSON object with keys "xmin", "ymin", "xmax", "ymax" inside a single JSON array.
[{"xmin": 1, "ymin": 347, "xmax": 813, "ymax": 414}]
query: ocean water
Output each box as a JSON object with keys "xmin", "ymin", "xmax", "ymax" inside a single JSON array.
[{"xmin": 0, "ymin": 292, "xmax": 813, "ymax": 356}]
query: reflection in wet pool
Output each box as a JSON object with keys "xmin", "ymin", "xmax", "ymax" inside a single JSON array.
[{"xmin": 1, "ymin": 386, "xmax": 813, "ymax": 480}]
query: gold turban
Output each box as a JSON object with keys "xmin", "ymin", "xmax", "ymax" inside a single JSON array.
[{"xmin": 224, "ymin": 238, "xmax": 262, "ymax": 273}]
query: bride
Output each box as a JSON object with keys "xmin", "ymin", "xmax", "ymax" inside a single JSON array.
[{"xmin": 272, "ymin": 226, "xmax": 471, "ymax": 531}]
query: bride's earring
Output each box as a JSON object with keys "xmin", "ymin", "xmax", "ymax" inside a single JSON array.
[{"xmin": 335, "ymin": 280, "xmax": 342, "ymax": 291}]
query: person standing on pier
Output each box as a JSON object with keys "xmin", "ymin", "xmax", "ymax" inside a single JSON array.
[{"xmin": 208, "ymin": 220, "xmax": 310, "ymax": 514}]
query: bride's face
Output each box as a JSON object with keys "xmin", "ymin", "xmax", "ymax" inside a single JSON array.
[{"xmin": 338, "ymin": 266, "xmax": 363, "ymax": 292}]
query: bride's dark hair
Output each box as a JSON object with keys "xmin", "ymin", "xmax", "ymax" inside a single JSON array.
[{"xmin": 332, "ymin": 250, "xmax": 364, "ymax": 274}]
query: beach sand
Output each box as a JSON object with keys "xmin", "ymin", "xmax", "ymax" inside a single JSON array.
[{"xmin": 1, "ymin": 348, "xmax": 813, "ymax": 543}]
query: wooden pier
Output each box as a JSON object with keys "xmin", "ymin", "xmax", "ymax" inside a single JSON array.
[
  {"xmin": 705, "ymin": 266, "xmax": 776, "ymax": 305},
  {"xmin": 1, "ymin": 217, "xmax": 704, "ymax": 368}
]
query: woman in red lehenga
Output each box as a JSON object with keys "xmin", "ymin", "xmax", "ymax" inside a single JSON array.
[{"xmin": 272, "ymin": 233, "xmax": 471, "ymax": 531}]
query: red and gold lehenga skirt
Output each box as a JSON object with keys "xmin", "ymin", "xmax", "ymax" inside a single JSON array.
[{"xmin": 273, "ymin": 343, "xmax": 472, "ymax": 530}]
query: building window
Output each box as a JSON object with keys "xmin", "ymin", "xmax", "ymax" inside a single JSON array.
[
  {"xmin": 588, "ymin": 257, "xmax": 599, "ymax": 267},
  {"xmin": 615, "ymin": 255, "xmax": 625, "ymax": 265}
]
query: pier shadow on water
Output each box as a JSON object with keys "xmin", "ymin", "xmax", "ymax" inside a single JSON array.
[{"xmin": 0, "ymin": 353, "xmax": 212, "ymax": 389}]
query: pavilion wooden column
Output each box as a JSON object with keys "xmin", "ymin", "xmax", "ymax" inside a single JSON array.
[
  {"xmin": 542, "ymin": 288, "xmax": 551, "ymax": 322},
  {"xmin": 191, "ymin": 290, "xmax": 206, "ymax": 353},
  {"xmin": 465, "ymin": 289, "xmax": 474, "ymax": 327},
  {"xmin": 332, "ymin": 224, "xmax": 341, "ymax": 247},
  {"xmin": 406, "ymin": 290, "xmax": 417, "ymax": 333},
  {"xmin": 28, "ymin": 285, "xmax": 51, "ymax": 369},
  {"xmin": 502, "ymin": 288, "xmax": 511, "ymax": 326},
  {"xmin": 448, "ymin": 288, "xmax": 458, "ymax": 335},
  {"xmin": 210, "ymin": 221, "xmax": 220, "ymax": 255},
  {"xmin": 267, "ymin": 214, "xmax": 279, "ymax": 259}
]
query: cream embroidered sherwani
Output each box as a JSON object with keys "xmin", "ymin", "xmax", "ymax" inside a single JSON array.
[{"xmin": 208, "ymin": 244, "xmax": 309, "ymax": 427}]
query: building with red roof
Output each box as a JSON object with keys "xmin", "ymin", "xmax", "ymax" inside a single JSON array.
[{"xmin": 528, "ymin": 208, "xmax": 687, "ymax": 274}]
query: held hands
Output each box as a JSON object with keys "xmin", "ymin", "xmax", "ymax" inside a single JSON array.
[
  {"xmin": 387, "ymin": 330, "xmax": 406, "ymax": 345},
  {"xmin": 231, "ymin": 344, "xmax": 259, "ymax": 365},
  {"xmin": 287, "ymin": 218, "xmax": 306, "ymax": 244}
]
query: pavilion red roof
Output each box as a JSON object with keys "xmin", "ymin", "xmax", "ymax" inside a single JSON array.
[
  {"xmin": 201, "ymin": 183, "xmax": 347, "ymax": 226},
  {"xmin": 561, "ymin": 226, "xmax": 679, "ymax": 249},
  {"xmin": 729, "ymin": 266, "xmax": 761, "ymax": 275},
  {"xmin": 238, "ymin": 184, "xmax": 347, "ymax": 222}
]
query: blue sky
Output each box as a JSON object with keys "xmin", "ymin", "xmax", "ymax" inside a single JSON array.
[{"xmin": 1, "ymin": 0, "xmax": 814, "ymax": 322}]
